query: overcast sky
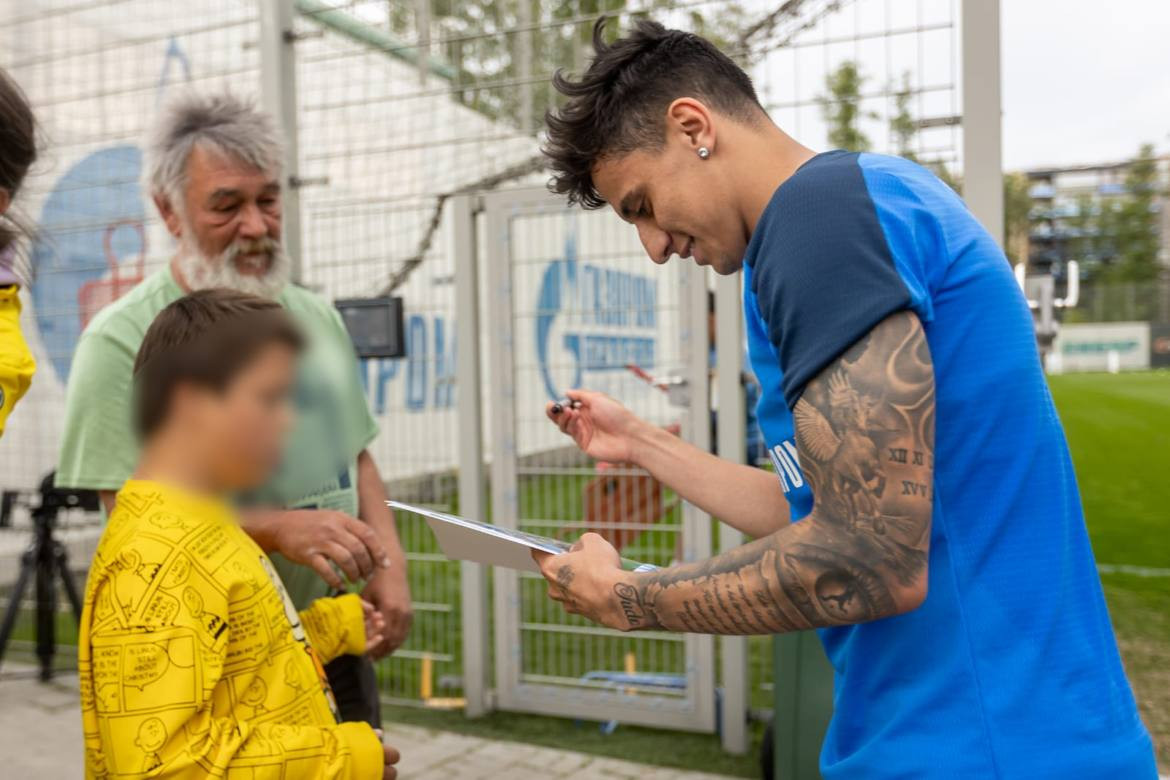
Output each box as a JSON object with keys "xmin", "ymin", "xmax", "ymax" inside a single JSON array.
[{"xmin": 1002, "ymin": 0, "xmax": 1170, "ymax": 170}]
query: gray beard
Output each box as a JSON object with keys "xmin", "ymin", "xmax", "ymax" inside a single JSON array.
[{"xmin": 174, "ymin": 238, "xmax": 290, "ymax": 300}]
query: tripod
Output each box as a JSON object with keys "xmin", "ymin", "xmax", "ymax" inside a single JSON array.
[{"xmin": 0, "ymin": 473, "xmax": 94, "ymax": 681}]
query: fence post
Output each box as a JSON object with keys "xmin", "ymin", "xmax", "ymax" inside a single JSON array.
[
  {"xmin": 961, "ymin": 0, "xmax": 1003, "ymax": 247},
  {"xmin": 715, "ymin": 271, "xmax": 748, "ymax": 754},
  {"xmin": 258, "ymin": 0, "xmax": 304, "ymax": 283},
  {"xmin": 680, "ymin": 263, "xmax": 718, "ymax": 733},
  {"xmin": 453, "ymin": 194, "xmax": 490, "ymax": 717}
]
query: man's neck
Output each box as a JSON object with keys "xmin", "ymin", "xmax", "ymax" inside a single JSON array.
[{"xmin": 729, "ymin": 123, "xmax": 818, "ymax": 236}]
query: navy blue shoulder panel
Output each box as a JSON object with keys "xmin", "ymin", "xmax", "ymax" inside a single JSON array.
[{"xmin": 746, "ymin": 150, "xmax": 911, "ymax": 408}]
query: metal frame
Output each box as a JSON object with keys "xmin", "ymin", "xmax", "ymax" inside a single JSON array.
[
  {"xmin": 961, "ymin": 0, "xmax": 1004, "ymax": 246},
  {"xmin": 714, "ymin": 270, "xmax": 748, "ymax": 754},
  {"xmin": 453, "ymin": 193, "xmax": 490, "ymax": 717},
  {"xmin": 482, "ymin": 186, "xmax": 717, "ymax": 732},
  {"xmin": 258, "ymin": 0, "xmax": 304, "ymax": 282}
]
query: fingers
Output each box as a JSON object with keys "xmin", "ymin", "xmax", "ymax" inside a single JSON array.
[
  {"xmin": 308, "ymin": 553, "xmax": 345, "ymax": 590},
  {"xmin": 343, "ymin": 516, "xmax": 392, "ymax": 570},
  {"xmin": 383, "ymin": 744, "xmax": 401, "ymax": 765},
  {"xmin": 338, "ymin": 532, "xmax": 375, "ymax": 581},
  {"xmin": 323, "ymin": 541, "xmax": 362, "ymax": 583}
]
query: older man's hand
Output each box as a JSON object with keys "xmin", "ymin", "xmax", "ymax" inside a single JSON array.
[
  {"xmin": 246, "ymin": 508, "xmax": 392, "ymax": 590},
  {"xmin": 362, "ymin": 565, "xmax": 413, "ymax": 659}
]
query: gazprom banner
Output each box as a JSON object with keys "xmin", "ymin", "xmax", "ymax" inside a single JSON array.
[{"xmin": 1053, "ymin": 322, "xmax": 1151, "ymax": 372}]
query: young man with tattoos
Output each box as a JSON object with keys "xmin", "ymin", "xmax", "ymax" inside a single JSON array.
[{"xmin": 533, "ymin": 18, "xmax": 1156, "ymax": 779}]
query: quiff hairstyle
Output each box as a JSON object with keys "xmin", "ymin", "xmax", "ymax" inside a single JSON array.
[{"xmin": 543, "ymin": 17, "xmax": 764, "ymax": 209}]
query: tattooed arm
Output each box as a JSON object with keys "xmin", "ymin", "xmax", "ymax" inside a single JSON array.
[{"xmin": 536, "ymin": 311, "xmax": 935, "ymax": 633}]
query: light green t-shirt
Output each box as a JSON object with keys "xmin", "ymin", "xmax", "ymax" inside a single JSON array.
[{"xmin": 56, "ymin": 267, "xmax": 379, "ymax": 606}]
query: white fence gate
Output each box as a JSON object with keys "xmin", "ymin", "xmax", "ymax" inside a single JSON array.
[{"xmin": 475, "ymin": 187, "xmax": 719, "ymax": 732}]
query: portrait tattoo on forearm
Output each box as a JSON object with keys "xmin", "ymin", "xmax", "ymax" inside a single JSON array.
[{"xmin": 613, "ymin": 312, "xmax": 935, "ymax": 634}]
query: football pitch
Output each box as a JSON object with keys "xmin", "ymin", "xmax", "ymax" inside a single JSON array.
[{"xmin": 1048, "ymin": 370, "xmax": 1170, "ymax": 771}]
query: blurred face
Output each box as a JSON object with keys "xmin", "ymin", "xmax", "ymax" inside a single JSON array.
[
  {"xmin": 178, "ymin": 342, "xmax": 298, "ymax": 492},
  {"xmin": 159, "ymin": 145, "xmax": 288, "ymax": 298},
  {"xmin": 592, "ymin": 102, "xmax": 747, "ymax": 276}
]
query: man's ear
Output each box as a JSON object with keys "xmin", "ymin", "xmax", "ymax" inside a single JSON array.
[
  {"xmin": 665, "ymin": 98, "xmax": 716, "ymax": 156},
  {"xmin": 153, "ymin": 193, "xmax": 184, "ymax": 239}
]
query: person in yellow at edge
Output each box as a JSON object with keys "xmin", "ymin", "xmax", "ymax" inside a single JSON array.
[
  {"xmin": 0, "ymin": 67, "xmax": 39, "ymax": 437},
  {"xmin": 79, "ymin": 289, "xmax": 400, "ymax": 779}
]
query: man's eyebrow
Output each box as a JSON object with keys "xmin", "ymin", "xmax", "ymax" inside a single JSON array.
[
  {"xmin": 206, "ymin": 188, "xmax": 241, "ymax": 203},
  {"xmin": 618, "ymin": 187, "xmax": 644, "ymax": 220}
]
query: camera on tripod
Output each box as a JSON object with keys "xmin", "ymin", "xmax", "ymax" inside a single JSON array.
[{"xmin": 0, "ymin": 471, "xmax": 100, "ymax": 681}]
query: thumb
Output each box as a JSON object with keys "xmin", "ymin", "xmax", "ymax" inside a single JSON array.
[{"xmin": 530, "ymin": 549, "xmax": 556, "ymax": 574}]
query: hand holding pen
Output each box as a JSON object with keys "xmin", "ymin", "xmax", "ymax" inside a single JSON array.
[{"xmin": 545, "ymin": 389, "xmax": 649, "ymax": 465}]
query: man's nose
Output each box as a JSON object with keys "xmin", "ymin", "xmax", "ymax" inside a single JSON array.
[
  {"xmin": 636, "ymin": 222, "xmax": 672, "ymax": 265},
  {"xmin": 237, "ymin": 202, "xmax": 267, "ymax": 239}
]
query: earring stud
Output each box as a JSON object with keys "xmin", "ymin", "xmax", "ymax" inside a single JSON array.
[{"xmin": 697, "ymin": 147, "xmax": 710, "ymax": 159}]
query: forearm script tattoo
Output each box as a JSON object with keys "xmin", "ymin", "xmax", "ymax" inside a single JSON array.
[{"xmin": 617, "ymin": 312, "xmax": 935, "ymax": 633}]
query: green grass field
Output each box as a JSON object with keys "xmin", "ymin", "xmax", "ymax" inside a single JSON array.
[
  {"xmin": 1048, "ymin": 371, "xmax": 1170, "ymax": 771},
  {"xmin": 4, "ymin": 371, "xmax": 1165, "ymax": 775}
]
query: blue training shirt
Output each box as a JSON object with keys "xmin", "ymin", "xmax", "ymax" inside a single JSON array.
[{"xmin": 743, "ymin": 150, "xmax": 1156, "ymax": 779}]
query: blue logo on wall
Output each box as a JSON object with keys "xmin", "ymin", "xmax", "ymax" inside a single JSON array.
[
  {"xmin": 535, "ymin": 232, "xmax": 658, "ymax": 400},
  {"xmin": 31, "ymin": 145, "xmax": 146, "ymax": 383}
]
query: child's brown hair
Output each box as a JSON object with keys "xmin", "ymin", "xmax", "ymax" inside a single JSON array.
[{"xmin": 133, "ymin": 288, "xmax": 303, "ymax": 438}]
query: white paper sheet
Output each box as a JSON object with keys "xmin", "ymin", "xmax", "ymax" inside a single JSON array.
[{"xmin": 387, "ymin": 500, "xmax": 570, "ymax": 573}]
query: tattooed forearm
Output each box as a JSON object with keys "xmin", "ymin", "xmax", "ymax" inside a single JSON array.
[
  {"xmin": 613, "ymin": 582, "xmax": 660, "ymax": 629},
  {"xmin": 611, "ymin": 312, "xmax": 935, "ymax": 635}
]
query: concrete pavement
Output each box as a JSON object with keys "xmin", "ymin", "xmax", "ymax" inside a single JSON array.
[{"xmin": 0, "ymin": 669, "xmax": 740, "ymax": 779}]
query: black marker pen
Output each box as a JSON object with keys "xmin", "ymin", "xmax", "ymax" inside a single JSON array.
[{"xmin": 550, "ymin": 398, "xmax": 582, "ymax": 414}]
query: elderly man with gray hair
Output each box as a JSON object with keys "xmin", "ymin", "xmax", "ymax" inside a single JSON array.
[{"xmin": 56, "ymin": 92, "xmax": 412, "ymax": 728}]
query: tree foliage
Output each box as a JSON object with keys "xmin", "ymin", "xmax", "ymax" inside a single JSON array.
[
  {"xmin": 1099, "ymin": 143, "xmax": 1163, "ymax": 283},
  {"xmin": 388, "ymin": 0, "xmax": 747, "ymax": 133},
  {"xmin": 819, "ymin": 60, "xmax": 875, "ymax": 152}
]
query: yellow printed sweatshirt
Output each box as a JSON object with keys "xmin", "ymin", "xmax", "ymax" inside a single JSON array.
[
  {"xmin": 78, "ymin": 480, "xmax": 384, "ymax": 779},
  {"xmin": 0, "ymin": 285, "xmax": 36, "ymax": 436}
]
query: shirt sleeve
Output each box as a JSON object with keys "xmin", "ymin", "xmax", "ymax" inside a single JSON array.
[
  {"xmin": 326, "ymin": 304, "xmax": 380, "ymax": 455},
  {"xmin": 300, "ymin": 593, "xmax": 367, "ymax": 665},
  {"xmin": 750, "ymin": 154, "xmax": 938, "ymax": 409},
  {"xmin": 0, "ymin": 286, "xmax": 36, "ymax": 437},
  {"xmin": 55, "ymin": 326, "xmax": 139, "ymax": 490},
  {"xmin": 83, "ymin": 574, "xmax": 382, "ymax": 779}
]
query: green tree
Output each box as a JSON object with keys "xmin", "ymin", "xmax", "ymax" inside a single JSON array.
[
  {"xmin": 819, "ymin": 60, "xmax": 876, "ymax": 151},
  {"xmin": 1002, "ymin": 171, "xmax": 1032, "ymax": 265},
  {"xmin": 398, "ymin": 0, "xmax": 746, "ymax": 134},
  {"xmin": 889, "ymin": 71, "xmax": 917, "ymax": 161},
  {"xmin": 1100, "ymin": 143, "xmax": 1163, "ymax": 283}
]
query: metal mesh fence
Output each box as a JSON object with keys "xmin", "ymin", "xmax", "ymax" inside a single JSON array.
[{"xmin": 1, "ymin": 0, "xmax": 966, "ymax": 729}]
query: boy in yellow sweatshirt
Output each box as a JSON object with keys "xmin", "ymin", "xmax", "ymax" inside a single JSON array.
[{"xmin": 78, "ymin": 289, "xmax": 398, "ymax": 779}]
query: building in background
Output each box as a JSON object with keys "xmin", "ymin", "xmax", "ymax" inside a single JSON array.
[{"xmin": 1024, "ymin": 154, "xmax": 1170, "ymax": 281}]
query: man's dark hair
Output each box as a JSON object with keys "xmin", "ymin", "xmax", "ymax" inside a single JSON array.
[
  {"xmin": 0, "ymin": 66, "xmax": 37, "ymax": 253},
  {"xmin": 133, "ymin": 288, "xmax": 303, "ymax": 439},
  {"xmin": 543, "ymin": 17, "xmax": 763, "ymax": 209}
]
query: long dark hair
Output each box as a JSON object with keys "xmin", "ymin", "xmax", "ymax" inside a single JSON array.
[{"xmin": 0, "ymin": 66, "xmax": 37, "ymax": 254}]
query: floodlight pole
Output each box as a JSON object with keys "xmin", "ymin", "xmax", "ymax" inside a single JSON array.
[
  {"xmin": 259, "ymin": 0, "xmax": 305, "ymax": 283},
  {"xmin": 961, "ymin": 0, "xmax": 1004, "ymax": 247}
]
